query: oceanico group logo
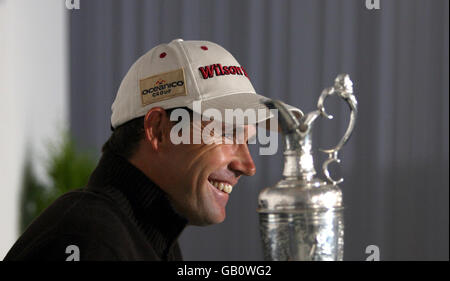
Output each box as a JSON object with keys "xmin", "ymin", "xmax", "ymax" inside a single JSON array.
[{"xmin": 142, "ymin": 79, "xmax": 185, "ymax": 98}]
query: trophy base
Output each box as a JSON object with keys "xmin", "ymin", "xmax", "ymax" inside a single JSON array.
[{"xmin": 258, "ymin": 210, "xmax": 344, "ymax": 261}]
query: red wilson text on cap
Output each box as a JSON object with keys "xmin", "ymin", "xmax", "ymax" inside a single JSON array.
[{"xmin": 198, "ymin": 64, "xmax": 249, "ymax": 80}]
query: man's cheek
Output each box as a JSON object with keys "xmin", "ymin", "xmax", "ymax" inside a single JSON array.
[
  {"xmin": 208, "ymin": 146, "xmax": 234, "ymax": 164},
  {"xmin": 192, "ymin": 150, "xmax": 224, "ymax": 171}
]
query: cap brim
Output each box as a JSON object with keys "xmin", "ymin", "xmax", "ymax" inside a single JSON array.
[{"xmin": 186, "ymin": 92, "xmax": 303, "ymax": 131}]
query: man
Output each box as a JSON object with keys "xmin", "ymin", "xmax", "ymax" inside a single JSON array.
[{"xmin": 4, "ymin": 39, "xmax": 301, "ymax": 261}]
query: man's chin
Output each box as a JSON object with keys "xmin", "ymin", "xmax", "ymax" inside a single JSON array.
[
  {"xmin": 187, "ymin": 212, "xmax": 226, "ymax": 226},
  {"xmin": 168, "ymin": 196, "xmax": 226, "ymax": 226}
]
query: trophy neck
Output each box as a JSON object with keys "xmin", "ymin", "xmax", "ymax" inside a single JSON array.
[{"xmin": 282, "ymin": 129, "xmax": 316, "ymax": 181}]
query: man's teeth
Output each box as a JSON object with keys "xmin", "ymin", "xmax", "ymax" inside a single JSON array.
[{"xmin": 209, "ymin": 180, "xmax": 233, "ymax": 194}]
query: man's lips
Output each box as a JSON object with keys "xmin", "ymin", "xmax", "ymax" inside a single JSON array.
[
  {"xmin": 208, "ymin": 170, "xmax": 238, "ymax": 186},
  {"xmin": 207, "ymin": 170, "xmax": 239, "ymax": 194}
]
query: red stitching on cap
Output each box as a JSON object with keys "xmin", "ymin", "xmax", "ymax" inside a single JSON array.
[
  {"xmin": 159, "ymin": 52, "xmax": 167, "ymax": 58},
  {"xmin": 201, "ymin": 46, "xmax": 208, "ymax": 50}
]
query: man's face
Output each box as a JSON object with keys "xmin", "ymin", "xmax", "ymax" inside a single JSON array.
[{"xmin": 153, "ymin": 113, "xmax": 257, "ymax": 226}]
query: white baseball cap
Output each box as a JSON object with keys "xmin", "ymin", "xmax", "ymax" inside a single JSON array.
[{"xmin": 111, "ymin": 38, "xmax": 302, "ymax": 129}]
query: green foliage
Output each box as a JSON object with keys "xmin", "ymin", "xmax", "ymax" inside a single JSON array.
[{"xmin": 19, "ymin": 133, "xmax": 96, "ymax": 233}]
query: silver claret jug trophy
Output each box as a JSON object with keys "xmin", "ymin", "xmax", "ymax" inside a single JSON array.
[{"xmin": 258, "ymin": 74, "xmax": 358, "ymax": 261}]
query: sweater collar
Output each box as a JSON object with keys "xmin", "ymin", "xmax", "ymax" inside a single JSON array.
[{"xmin": 86, "ymin": 150, "xmax": 188, "ymax": 259}]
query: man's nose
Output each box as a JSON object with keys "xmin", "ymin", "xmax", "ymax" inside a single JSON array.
[{"xmin": 228, "ymin": 144, "xmax": 256, "ymax": 177}]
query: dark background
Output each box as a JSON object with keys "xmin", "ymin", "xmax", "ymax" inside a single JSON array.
[{"xmin": 69, "ymin": 0, "xmax": 449, "ymax": 260}]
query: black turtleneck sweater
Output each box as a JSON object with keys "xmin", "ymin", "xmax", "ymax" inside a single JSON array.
[{"xmin": 4, "ymin": 150, "xmax": 188, "ymax": 261}]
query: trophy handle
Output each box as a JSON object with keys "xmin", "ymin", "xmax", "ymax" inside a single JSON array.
[{"xmin": 317, "ymin": 74, "xmax": 358, "ymax": 185}]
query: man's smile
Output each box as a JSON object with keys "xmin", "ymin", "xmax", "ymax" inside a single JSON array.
[
  {"xmin": 206, "ymin": 180, "xmax": 229, "ymax": 211},
  {"xmin": 208, "ymin": 179, "xmax": 233, "ymax": 194},
  {"xmin": 207, "ymin": 169, "xmax": 239, "ymax": 194}
]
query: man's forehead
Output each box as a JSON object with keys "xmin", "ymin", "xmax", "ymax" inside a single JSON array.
[
  {"xmin": 221, "ymin": 121, "xmax": 256, "ymax": 131},
  {"xmin": 202, "ymin": 119, "xmax": 257, "ymax": 135},
  {"xmin": 222, "ymin": 122, "xmax": 257, "ymax": 141}
]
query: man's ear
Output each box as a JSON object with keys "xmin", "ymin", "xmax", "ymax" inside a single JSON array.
[{"xmin": 144, "ymin": 107, "xmax": 170, "ymax": 151}]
